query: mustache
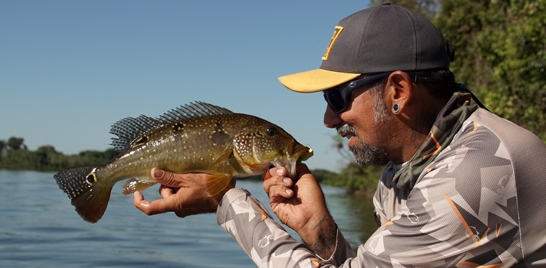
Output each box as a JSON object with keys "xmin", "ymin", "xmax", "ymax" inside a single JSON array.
[{"xmin": 337, "ymin": 124, "xmax": 356, "ymax": 136}]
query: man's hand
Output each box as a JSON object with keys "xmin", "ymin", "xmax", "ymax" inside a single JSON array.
[
  {"xmin": 133, "ymin": 168, "xmax": 234, "ymax": 218},
  {"xmin": 263, "ymin": 164, "xmax": 338, "ymax": 259}
]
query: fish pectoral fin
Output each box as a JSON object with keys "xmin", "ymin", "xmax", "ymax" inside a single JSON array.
[
  {"xmin": 122, "ymin": 178, "xmax": 157, "ymax": 195},
  {"xmin": 211, "ymin": 149, "xmax": 234, "ymax": 167},
  {"xmin": 204, "ymin": 173, "xmax": 234, "ymax": 197}
]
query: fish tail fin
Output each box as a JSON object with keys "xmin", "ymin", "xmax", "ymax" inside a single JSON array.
[
  {"xmin": 204, "ymin": 174, "xmax": 236, "ymax": 196},
  {"xmin": 53, "ymin": 166, "xmax": 114, "ymax": 223}
]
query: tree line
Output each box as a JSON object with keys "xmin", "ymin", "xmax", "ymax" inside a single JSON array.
[{"xmin": 0, "ymin": 137, "xmax": 118, "ymax": 172}]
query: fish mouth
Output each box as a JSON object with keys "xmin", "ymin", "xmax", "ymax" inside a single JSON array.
[{"xmin": 271, "ymin": 145, "xmax": 313, "ymax": 178}]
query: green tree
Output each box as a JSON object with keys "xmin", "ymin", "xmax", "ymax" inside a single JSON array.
[
  {"xmin": 36, "ymin": 145, "xmax": 65, "ymax": 169},
  {"xmin": 437, "ymin": 0, "xmax": 546, "ymax": 141},
  {"xmin": 323, "ymin": 162, "xmax": 383, "ymax": 193},
  {"xmin": 0, "ymin": 140, "xmax": 5, "ymax": 160},
  {"xmin": 0, "ymin": 136, "xmax": 119, "ymax": 171},
  {"xmin": 7, "ymin": 137, "xmax": 26, "ymax": 150},
  {"xmin": 312, "ymin": 169, "xmax": 338, "ymax": 183}
]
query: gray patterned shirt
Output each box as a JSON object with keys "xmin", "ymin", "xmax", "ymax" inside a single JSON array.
[{"xmin": 217, "ymin": 106, "xmax": 546, "ymax": 267}]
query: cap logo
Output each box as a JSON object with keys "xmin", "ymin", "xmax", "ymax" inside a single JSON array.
[{"xmin": 322, "ymin": 26, "xmax": 343, "ymax": 61}]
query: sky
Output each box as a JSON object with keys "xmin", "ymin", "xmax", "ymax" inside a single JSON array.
[{"xmin": 0, "ymin": 1, "xmax": 371, "ymax": 172}]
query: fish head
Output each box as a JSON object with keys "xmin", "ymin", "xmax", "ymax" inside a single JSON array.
[{"xmin": 232, "ymin": 120, "xmax": 313, "ymax": 178}]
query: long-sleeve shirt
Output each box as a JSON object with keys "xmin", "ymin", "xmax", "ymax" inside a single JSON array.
[{"xmin": 217, "ymin": 93, "xmax": 546, "ymax": 267}]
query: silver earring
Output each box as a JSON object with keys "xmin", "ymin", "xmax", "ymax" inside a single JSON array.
[{"xmin": 392, "ymin": 103, "xmax": 400, "ymax": 114}]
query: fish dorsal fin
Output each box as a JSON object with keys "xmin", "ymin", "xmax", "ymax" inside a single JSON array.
[
  {"xmin": 109, "ymin": 115, "xmax": 161, "ymax": 151},
  {"xmin": 158, "ymin": 101, "xmax": 233, "ymax": 124},
  {"xmin": 109, "ymin": 101, "xmax": 233, "ymax": 152}
]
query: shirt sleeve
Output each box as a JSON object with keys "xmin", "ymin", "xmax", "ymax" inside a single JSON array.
[
  {"xmin": 216, "ymin": 188, "xmax": 356, "ymax": 267},
  {"xmin": 217, "ymin": 123, "xmax": 522, "ymax": 267}
]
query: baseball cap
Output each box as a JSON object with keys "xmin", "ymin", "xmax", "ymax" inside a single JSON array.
[{"xmin": 279, "ymin": 3, "xmax": 451, "ymax": 93}]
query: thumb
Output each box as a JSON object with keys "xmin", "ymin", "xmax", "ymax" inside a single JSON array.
[
  {"xmin": 296, "ymin": 164, "xmax": 311, "ymax": 177},
  {"xmin": 151, "ymin": 168, "xmax": 181, "ymax": 187}
]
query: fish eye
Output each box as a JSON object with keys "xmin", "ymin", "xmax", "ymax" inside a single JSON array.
[
  {"xmin": 86, "ymin": 173, "xmax": 96, "ymax": 186},
  {"xmin": 266, "ymin": 127, "xmax": 278, "ymax": 136}
]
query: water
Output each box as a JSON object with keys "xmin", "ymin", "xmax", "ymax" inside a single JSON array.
[{"xmin": 0, "ymin": 170, "xmax": 375, "ymax": 267}]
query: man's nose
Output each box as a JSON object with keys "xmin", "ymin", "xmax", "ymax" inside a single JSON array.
[{"xmin": 324, "ymin": 105, "xmax": 342, "ymax": 129}]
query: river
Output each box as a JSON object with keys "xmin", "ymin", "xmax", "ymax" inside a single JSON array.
[{"xmin": 0, "ymin": 170, "xmax": 375, "ymax": 267}]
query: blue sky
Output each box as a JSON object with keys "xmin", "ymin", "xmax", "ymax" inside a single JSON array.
[{"xmin": 0, "ymin": 1, "xmax": 371, "ymax": 172}]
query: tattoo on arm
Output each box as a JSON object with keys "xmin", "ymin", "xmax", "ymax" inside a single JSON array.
[
  {"xmin": 312, "ymin": 216, "xmax": 327, "ymax": 230},
  {"xmin": 310, "ymin": 215, "xmax": 337, "ymax": 259}
]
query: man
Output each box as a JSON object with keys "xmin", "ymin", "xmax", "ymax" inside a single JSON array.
[{"xmin": 134, "ymin": 4, "xmax": 546, "ymax": 267}]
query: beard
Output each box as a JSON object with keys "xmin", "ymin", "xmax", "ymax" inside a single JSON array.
[{"xmin": 337, "ymin": 124, "xmax": 389, "ymax": 166}]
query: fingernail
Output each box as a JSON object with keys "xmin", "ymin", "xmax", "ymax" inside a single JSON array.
[
  {"xmin": 276, "ymin": 168, "xmax": 284, "ymax": 175},
  {"xmin": 154, "ymin": 169, "xmax": 164, "ymax": 178},
  {"xmin": 285, "ymin": 189, "xmax": 293, "ymax": 195},
  {"xmin": 283, "ymin": 178, "xmax": 291, "ymax": 185}
]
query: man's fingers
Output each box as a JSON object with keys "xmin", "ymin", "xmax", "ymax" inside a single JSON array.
[
  {"xmin": 159, "ymin": 185, "xmax": 175, "ymax": 198},
  {"xmin": 133, "ymin": 191, "xmax": 152, "ymax": 212},
  {"xmin": 263, "ymin": 173, "xmax": 293, "ymax": 195},
  {"xmin": 133, "ymin": 191, "xmax": 173, "ymax": 215},
  {"xmin": 133, "ymin": 191, "xmax": 148, "ymax": 206},
  {"xmin": 262, "ymin": 168, "xmax": 294, "ymax": 203},
  {"xmin": 271, "ymin": 185, "xmax": 294, "ymax": 199}
]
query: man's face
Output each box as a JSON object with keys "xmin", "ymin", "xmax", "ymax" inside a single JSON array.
[
  {"xmin": 337, "ymin": 123, "xmax": 389, "ymax": 166},
  {"xmin": 325, "ymin": 86, "xmax": 393, "ymax": 166}
]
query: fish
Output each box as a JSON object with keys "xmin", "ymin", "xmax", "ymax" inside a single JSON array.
[{"xmin": 54, "ymin": 101, "xmax": 313, "ymax": 223}]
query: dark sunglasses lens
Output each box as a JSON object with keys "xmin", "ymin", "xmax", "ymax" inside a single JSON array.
[{"xmin": 324, "ymin": 89, "xmax": 345, "ymax": 113}]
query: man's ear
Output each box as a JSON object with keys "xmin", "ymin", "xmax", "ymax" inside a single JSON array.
[{"xmin": 384, "ymin": 71, "xmax": 413, "ymax": 115}]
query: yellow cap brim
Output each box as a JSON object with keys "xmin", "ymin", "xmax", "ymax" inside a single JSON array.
[{"xmin": 278, "ymin": 68, "xmax": 360, "ymax": 93}]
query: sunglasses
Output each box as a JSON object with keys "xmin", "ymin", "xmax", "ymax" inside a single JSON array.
[{"xmin": 323, "ymin": 72, "xmax": 392, "ymax": 114}]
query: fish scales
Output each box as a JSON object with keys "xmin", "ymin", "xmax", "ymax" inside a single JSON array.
[
  {"xmin": 106, "ymin": 114, "xmax": 262, "ymax": 176},
  {"xmin": 53, "ymin": 101, "xmax": 313, "ymax": 223}
]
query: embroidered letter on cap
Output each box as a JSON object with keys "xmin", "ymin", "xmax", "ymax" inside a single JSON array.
[{"xmin": 322, "ymin": 26, "xmax": 343, "ymax": 60}]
